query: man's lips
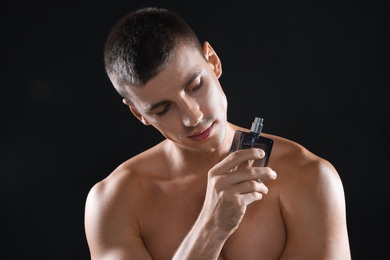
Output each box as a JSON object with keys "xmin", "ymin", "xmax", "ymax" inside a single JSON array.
[{"xmin": 188, "ymin": 124, "xmax": 214, "ymax": 142}]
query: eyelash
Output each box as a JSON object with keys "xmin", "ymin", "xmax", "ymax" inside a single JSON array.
[
  {"xmin": 188, "ymin": 79, "xmax": 203, "ymax": 93},
  {"xmin": 155, "ymin": 79, "xmax": 203, "ymax": 116},
  {"xmin": 155, "ymin": 103, "xmax": 171, "ymax": 116}
]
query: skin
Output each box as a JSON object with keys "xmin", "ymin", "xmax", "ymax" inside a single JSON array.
[{"xmin": 85, "ymin": 42, "xmax": 351, "ymax": 259}]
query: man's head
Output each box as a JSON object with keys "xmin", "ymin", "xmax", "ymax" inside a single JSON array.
[
  {"xmin": 104, "ymin": 7, "xmax": 228, "ymax": 153},
  {"xmin": 104, "ymin": 7, "xmax": 203, "ymax": 102}
]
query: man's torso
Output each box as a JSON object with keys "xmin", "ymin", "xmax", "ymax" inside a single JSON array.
[{"xmin": 112, "ymin": 135, "xmax": 298, "ymax": 259}]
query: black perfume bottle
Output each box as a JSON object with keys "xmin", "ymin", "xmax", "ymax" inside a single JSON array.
[{"xmin": 230, "ymin": 117, "xmax": 273, "ymax": 167}]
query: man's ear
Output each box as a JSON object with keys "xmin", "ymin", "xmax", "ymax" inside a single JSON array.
[
  {"xmin": 203, "ymin": 41, "xmax": 222, "ymax": 78},
  {"xmin": 122, "ymin": 98, "xmax": 150, "ymax": 125}
]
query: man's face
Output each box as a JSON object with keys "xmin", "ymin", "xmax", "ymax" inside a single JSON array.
[{"xmin": 126, "ymin": 43, "xmax": 228, "ymax": 153}]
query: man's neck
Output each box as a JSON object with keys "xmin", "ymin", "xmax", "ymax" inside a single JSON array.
[{"xmin": 163, "ymin": 123, "xmax": 237, "ymax": 176}]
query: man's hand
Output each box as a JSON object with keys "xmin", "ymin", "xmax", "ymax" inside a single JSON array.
[{"xmin": 202, "ymin": 148, "xmax": 277, "ymax": 235}]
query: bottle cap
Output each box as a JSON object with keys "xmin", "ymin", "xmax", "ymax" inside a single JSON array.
[{"xmin": 250, "ymin": 117, "xmax": 263, "ymax": 135}]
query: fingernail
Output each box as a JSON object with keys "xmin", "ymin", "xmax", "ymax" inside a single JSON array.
[
  {"xmin": 257, "ymin": 149, "xmax": 265, "ymax": 158},
  {"xmin": 272, "ymin": 170, "xmax": 277, "ymax": 179}
]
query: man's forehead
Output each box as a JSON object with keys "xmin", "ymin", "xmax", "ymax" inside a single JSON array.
[{"xmin": 128, "ymin": 67, "xmax": 203, "ymax": 110}]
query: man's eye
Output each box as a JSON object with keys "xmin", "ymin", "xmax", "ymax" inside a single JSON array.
[
  {"xmin": 187, "ymin": 79, "xmax": 203, "ymax": 93},
  {"xmin": 155, "ymin": 104, "xmax": 171, "ymax": 116}
]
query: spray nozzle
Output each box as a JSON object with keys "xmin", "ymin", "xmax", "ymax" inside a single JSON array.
[{"xmin": 250, "ymin": 117, "xmax": 264, "ymax": 135}]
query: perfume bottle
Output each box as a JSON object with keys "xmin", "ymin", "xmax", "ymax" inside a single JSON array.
[{"xmin": 230, "ymin": 117, "xmax": 273, "ymax": 167}]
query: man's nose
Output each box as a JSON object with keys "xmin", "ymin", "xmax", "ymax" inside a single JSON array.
[{"xmin": 179, "ymin": 98, "xmax": 203, "ymax": 127}]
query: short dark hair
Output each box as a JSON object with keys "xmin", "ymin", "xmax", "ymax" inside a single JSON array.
[{"xmin": 104, "ymin": 7, "xmax": 203, "ymax": 99}]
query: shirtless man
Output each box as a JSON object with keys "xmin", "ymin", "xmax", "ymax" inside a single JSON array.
[{"xmin": 84, "ymin": 7, "xmax": 351, "ymax": 259}]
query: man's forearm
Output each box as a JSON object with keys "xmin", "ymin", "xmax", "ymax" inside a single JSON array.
[{"xmin": 172, "ymin": 214, "xmax": 230, "ymax": 260}]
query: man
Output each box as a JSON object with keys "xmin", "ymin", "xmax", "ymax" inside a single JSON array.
[{"xmin": 85, "ymin": 7, "xmax": 351, "ymax": 259}]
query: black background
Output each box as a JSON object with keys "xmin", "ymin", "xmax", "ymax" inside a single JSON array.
[{"xmin": 1, "ymin": 1, "xmax": 388, "ymax": 259}]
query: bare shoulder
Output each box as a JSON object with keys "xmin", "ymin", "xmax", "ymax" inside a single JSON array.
[
  {"xmin": 84, "ymin": 142, "xmax": 166, "ymax": 259},
  {"xmin": 85, "ymin": 141, "xmax": 166, "ymax": 213},
  {"xmin": 266, "ymin": 133, "xmax": 340, "ymax": 182},
  {"xmin": 264, "ymin": 133, "xmax": 345, "ymax": 207},
  {"xmin": 85, "ymin": 160, "xmax": 140, "ymax": 215}
]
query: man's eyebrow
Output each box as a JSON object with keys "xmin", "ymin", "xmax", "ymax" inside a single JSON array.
[{"xmin": 146, "ymin": 69, "xmax": 202, "ymax": 113}]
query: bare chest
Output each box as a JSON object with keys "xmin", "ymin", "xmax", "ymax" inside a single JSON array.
[{"xmin": 137, "ymin": 180, "xmax": 286, "ymax": 260}]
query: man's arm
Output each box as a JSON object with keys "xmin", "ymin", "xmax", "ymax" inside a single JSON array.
[
  {"xmin": 84, "ymin": 181, "xmax": 153, "ymax": 260},
  {"xmin": 279, "ymin": 157, "xmax": 351, "ymax": 259}
]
